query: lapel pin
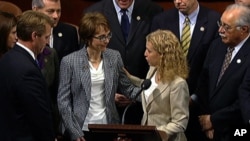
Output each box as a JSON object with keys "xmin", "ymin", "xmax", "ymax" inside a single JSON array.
[
  {"xmin": 237, "ymin": 59, "xmax": 241, "ymax": 64},
  {"xmin": 137, "ymin": 16, "xmax": 141, "ymax": 21},
  {"xmin": 200, "ymin": 27, "xmax": 205, "ymax": 31},
  {"xmin": 58, "ymin": 32, "xmax": 63, "ymax": 37}
]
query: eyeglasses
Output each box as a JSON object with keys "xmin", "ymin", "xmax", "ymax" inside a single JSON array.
[
  {"xmin": 217, "ymin": 21, "xmax": 240, "ymax": 32},
  {"xmin": 93, "ymin": 32, "xmax": 112, "ymax": 42}
]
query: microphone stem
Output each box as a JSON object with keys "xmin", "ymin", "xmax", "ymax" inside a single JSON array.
[{"xmin": 121, "ymin": 101, "xmax": 135, "ymax": 125}]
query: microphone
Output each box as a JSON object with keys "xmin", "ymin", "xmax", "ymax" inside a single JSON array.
[{"xmin": 121, "ymin": 79, "xmax": 151, "ymax": 124}]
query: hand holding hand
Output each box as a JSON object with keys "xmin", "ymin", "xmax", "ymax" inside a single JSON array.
[{"xmin": 115, "ymin": 93, "xmax": 132, "ymax": 107}]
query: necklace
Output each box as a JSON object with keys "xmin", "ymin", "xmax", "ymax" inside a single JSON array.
[{"xmin": 87, "ymin": 47, "xmax": 102, "ymax": 63}]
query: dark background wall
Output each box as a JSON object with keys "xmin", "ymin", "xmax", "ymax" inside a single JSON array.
[{"xmin": 3, "ymin": 0, "xmax": 233, "ymax": 25}]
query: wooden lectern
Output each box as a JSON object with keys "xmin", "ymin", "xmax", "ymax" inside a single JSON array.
[{"xmin": 88, "ymin": 124, "xmax": 162, "ymax": 141}]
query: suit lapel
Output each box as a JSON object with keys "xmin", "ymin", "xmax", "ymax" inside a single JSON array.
[
  {"xmin": 144, "ymin": 67, "xmax": 169, "ymax": 109},
  {"xmin": 102, "ymin": 51, "xmax": 114, "ymax": 102},
  {"xmin": 188, "ymin": 7, "xmax": 208, "ymax": 60},
  {"xmin": 210, "ymin": 43, "xmax": 227, "ymax": 91},
  {"xmin": 52, "ymin": 28, "xmax": 63, "ymax": 52},
  {"xmin": 217, "ymin": 39, "xmax": 250, "ymax": 87},
  {"xmin": 80, "ymin": 48, "xmax": 92, "ymax": 101},
  {"xmin": 171, "ymin": 10, "xmax": 181, "ymax": 40},
  {"xmin": 126, "ymin": 0, "xmax": 145, "ymax": 44},
  {"xmin": 127, "ymin": 14, "xmax": 141, "ymax": 44},
  {"xmin": 103, "ymin": 1, "xmax": 125, "ymax": 44},
  {"xmin": 146, "ymin": 82, "xmax": 169, "ymax": 110},
  {"xmin": 211, "ymin": 38, "xmax": 250, "ymax": 98}
]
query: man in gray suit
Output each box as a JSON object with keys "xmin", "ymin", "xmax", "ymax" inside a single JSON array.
[{"xmin": 84, "ymin": 0, "xmax": 163, "ymax": 124}]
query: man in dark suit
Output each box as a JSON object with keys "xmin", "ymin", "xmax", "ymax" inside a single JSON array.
[
  {"xmin": 32, "ymin": 0, "xmax": 79, "ymax": 62},
  {"xmin": 195, "ymin": 4, "xmax": 250, "ymax": 141},
  {"xmin": 151, "ymin": 0, "xmax": 220, "ymax": 140},
  {"xmin": 239, "ymin": 66, "xmax": 250, "ymax": 139},
  {"xmin": 236, "ymin": 0, "xmax": 250, "ymax": 138},
  {"xmin": 32, "ymin": 0, "xmax": 79, "ymax": 137},
  {"xmin": 84, "ymin": 0, "xmax": 163, "ymax": 124},
  {"xmin": 0, "ymin": 10, "xmax": 55, "ymax": 141}
]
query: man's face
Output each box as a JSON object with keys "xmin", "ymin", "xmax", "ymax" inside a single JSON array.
[
  {"xmin": 35, "ymin": 0, "xmax": 61, "ymax": 27},
  {"xmin": 173, "ymin": 0, "xmax": 198, "ymax": 15},
  {"xmin": 115, "ymin": 0, "xmax": 133, "ymax": 9},
  {"xmin": 34, "ymin": 23, "xmax": 52, "ymax": 56},
  {"xmin": 218, "ymin": 9, "xmax": 243, "ymax": 47},
  {"xmin": 235, "ymin": 0, "xmax": 250, "ymax": 7}
]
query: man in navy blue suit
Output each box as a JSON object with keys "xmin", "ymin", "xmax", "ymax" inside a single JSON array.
[
  {"xmin": 0, "ymin": 10, "xmax": 55, "ymax": 141},
  {"xmin": 195, "ymin": 4, "xmax": 250, "ymax": 141},
  {"xmin": 151, "ymin": 0, "xmax": 220, "ymax": 140}
]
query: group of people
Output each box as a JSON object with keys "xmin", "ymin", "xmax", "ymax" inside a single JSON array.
[{"xmin": 1, "ymin": 0, "xmax": 250, "ymax": 141}]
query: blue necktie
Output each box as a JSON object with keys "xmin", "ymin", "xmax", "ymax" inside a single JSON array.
[
  {"xmin": 35, "ymin": 59, "xmax": 40, "ymax": 68},
  {"xmin": 120, "ymin": 9, "xmax": 130, "ymax": 42}
]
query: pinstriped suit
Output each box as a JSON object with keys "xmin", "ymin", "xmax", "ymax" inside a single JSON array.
[{"xmin": 57, "ymin": 47, "xmax": 140, "ymax": 140}]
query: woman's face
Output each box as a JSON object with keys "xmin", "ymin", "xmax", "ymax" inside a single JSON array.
[
  {"xmin": 144, "ymin": 41, "xmax": 161, "ymax": 67},
  {"xmin": 90, "ymin": 26, "xmax": 111, "ymax": 52},
  {"xmin": 7, "ymin": 26, "xmax": 17, "ymax": 49}
]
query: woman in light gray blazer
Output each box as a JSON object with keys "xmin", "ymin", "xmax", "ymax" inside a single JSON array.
[
  {"xmin": 57, "ymin": 12, "xmax": 140, "ymax": 141},
  {"xmin": 126, "ymin": 30, "xmax": 190, "ymax": 141}
]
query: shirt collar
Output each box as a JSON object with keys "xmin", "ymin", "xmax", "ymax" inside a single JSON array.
[
  {"xmin": 179, "ymin": 4, "xmax": 199, "ymax": 25},
  {"xmin": 234, "ymin": 33, "xmax": 250, "ymax": 51},
  {"xmin": 16, "ymin": 42, "xmax": 36, "ymax": 60},
  {"xmin": 113, "ymin": 0, "xmax": 134, "ymax": 15}
]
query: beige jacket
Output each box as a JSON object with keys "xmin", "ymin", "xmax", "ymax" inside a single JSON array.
[{"xmin": 129, "ymin": 67, "xmax": 189, "ymax": 141}]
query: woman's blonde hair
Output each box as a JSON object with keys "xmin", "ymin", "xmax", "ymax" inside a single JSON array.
[{"xmin": 146, "ymin": 29, "xmax": 189, "ymax": 83}]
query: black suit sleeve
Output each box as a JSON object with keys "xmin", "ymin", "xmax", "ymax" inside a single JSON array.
[{"xmin": 18, "ymin": 69, "xmax": 54, "ymax": 141}]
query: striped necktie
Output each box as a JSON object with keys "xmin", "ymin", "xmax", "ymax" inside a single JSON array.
[
  {"xmin": 217, "ymin": 47, "xmax": 235, "ymax": 84},
  {"xmin": 181, "ymin": 16, "xmax": 191, "ymax": 56}
]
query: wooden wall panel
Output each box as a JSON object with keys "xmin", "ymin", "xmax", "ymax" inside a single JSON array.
[{"xmin": 3, "ymin": 0, "xmax": 233, "ymax": 25}]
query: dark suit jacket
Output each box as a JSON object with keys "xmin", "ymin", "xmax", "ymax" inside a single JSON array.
[
  {"xmin": 239, "ymin": 60, "xmax": 250, "ymax": 125},
  {"xmin": 0, "ymin": 45, "xmax": 55, "ymax": 141},
  {"xmin": 239, "ymin": 66, "xmax": 250, "ymax": 140},
  {"xmin": 196, "ymin": 37, "xmax": 250, "ymax": 141},
  {"xmin": 151, "ymin": 6, "xmax": 220, "ymax": 94},
  {"xmin": 53, "ymin": 22, "xmax": 79, "ymax": 62},
  {"xmin": 85, "ymin": 0, "xmax": 163, "ymax": 78}
]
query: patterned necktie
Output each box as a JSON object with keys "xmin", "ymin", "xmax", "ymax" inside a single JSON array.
[
  {"xmin": 181, "ymin": 16, "xmax": 191, "ymax": 56},
  {"xmin": 120, "ymin": 9, "xmax": 130, "ymax": 42},
  {"xmin": 217, "ymin": 47, "xmax": 235, "ymax": 83}
]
